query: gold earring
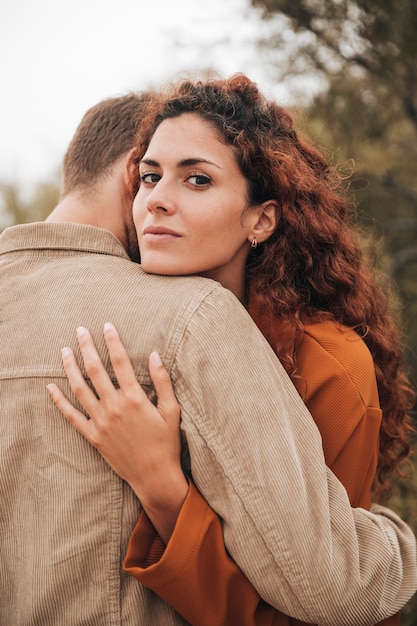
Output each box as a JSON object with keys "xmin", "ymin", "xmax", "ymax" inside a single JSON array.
[{"xmin": 251, "ymin": 237, "xmax": 258, "ymax": 249}]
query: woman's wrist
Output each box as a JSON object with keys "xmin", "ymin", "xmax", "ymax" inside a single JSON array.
[{"xmin": 135, "ymin": 471, "xmax": 189, "ymax": 544}]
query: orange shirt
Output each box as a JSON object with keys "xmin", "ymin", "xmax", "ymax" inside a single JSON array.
[{"xmin": 124, "ymin": 318, "xmax": 398, "ymax": 626}]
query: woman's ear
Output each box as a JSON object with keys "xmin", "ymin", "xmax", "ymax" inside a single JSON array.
[{"xmin": 250, "ymin": 199, "xmax": 279, "ymax": 244}]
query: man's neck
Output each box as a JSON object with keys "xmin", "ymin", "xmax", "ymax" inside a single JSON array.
[
  {"xmin": 46, "ymin": 185, "xmax": 138, "ymax": 263},
  {"xmin": 48, "ymin": 170, "xmax": 128, "ymax": 234}
]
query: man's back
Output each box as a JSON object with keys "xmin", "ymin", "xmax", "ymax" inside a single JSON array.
[{"xmin": 0, "ymin": 222, "xmax": 215, "ymax": 625}]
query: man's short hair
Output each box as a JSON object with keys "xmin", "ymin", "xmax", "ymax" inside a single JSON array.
[{"xmin": 61, "ymin": 92, "xmax": 153, "ymax": 196}]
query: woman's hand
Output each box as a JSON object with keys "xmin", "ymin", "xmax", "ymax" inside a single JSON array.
[{"xmin": 47, "ymin": 322, "xmax": 188, "ymax": 542}]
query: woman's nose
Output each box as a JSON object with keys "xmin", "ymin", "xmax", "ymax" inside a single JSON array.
[{"xmin": 146, "ymin": 179, "xmax": 176, "ymax": 215}]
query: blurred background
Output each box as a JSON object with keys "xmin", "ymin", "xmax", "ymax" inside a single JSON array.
[{"xmin": 1, "ymin": 1, "xmax": 416, "ymax": 622}]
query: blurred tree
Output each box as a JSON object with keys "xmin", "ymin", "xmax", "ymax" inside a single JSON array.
[
  {"xmin": 252, "ymin": 0, "xmax": 417, "ymax": 126},
  {"xmin": 0, "ymin": 177, "xmax": 60, "ymax": 231}
]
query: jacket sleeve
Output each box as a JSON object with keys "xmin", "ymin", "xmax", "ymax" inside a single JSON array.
[
  {"xmin": 167, "ymin": 286, "xmax": 416, "ymax": 626},
  {"xmin": 124, "ymin": 481, "xmax": 283, "ymax": 626}
]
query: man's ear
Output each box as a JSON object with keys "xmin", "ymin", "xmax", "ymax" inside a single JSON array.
[
  {"xmin": 250, "ymin": 199, "xmax": 279, "ymax": 244},
  {"xmin": 123, "ymin": 147, "xmax": 138, "ymax": 188}
]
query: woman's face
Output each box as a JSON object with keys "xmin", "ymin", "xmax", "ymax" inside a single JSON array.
[{"xmin": 133, "ymin": 113, "xmax": 257, "ymax": 296}]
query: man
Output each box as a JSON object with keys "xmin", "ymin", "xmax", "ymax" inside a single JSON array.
[{"xmin": 0, "ymin": 93, "xmax": 415, "ymax": 626}]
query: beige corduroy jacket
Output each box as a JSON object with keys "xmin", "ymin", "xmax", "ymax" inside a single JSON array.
[{"xmin": 0, "ymin": 222, "xmax": 416, "ymax": 626}]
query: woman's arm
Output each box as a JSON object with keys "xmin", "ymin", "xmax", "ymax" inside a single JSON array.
[
  {"xmin": 121, "ymin": 319, "xmax": 394, "ymax": 626},
  {"xmin": 124, "ymin": 481, "xmax": 284, "ymax": 626}
]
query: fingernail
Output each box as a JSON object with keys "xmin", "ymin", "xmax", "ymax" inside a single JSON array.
[
  {"xmin": 62, "ymin": 347, "xmax": 72, "ymax": 357},
  {"xmin": 103, "ymin": 322, "xmax": 114, "ymax": 332},
  {"xmin": 46, "ymin": 383, "xmax": 55, "ymax": 393},
  {"xmin": 150, "ymin": 351, "xmax": 162, "ymax": 366},
  {"xmin": 76, "ymin": 326, "xmax": 88, "ymax": 337}
]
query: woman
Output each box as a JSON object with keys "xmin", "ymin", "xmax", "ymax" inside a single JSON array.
[{"xmin": 48, "ymin": 75, "xmax": 415, "ymax": 625}]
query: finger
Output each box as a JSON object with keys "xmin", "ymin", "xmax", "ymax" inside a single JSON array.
[
  {"xmin": 148, "ymin": 352, "xmax": 181, "ymax": 427},
  {"xmin": 76, "ymin": 326, "xmax": 116, "ymax": 401},
  {"xmin": 103, "ymin": 322, "xmax": 147, "ymax": 395},
  {"xmin": 61, "ymin": 346, "xmax": 101, "ymax": 414},
  {"xmin": 47, "ymin": 383, "xmax": 93, "ymax": 440}
]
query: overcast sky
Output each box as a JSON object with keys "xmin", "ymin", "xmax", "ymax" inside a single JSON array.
[{"xmin": 0, "ymin": 0, "xmax": 294, "ymax": 192}]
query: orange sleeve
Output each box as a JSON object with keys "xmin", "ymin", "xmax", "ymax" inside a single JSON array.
[{"xmin": 123, "ymin": 481, "xmax": 285, "ymax": 626}]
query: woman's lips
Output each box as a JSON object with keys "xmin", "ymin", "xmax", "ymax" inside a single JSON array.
[{"xmin": 142, "ymin": 227, "xmax": 181, "ymax": 243}]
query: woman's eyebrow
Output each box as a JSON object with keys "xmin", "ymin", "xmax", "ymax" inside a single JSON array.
[
  {"xmin": 140, "ymin": 158, "xmax": 159, "ymax": 167},
  {"xmin": 140, "ymin": 157, "xmax": 221, "ymax": 169},
  {"xmin": 179, "ymin": 158, "xmax": 221, "ymax": 169}
]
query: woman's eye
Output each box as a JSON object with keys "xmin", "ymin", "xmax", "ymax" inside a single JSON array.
[
  {"xmin": 187, "ymin": 173, "xmax": 211, "ymax": 187},
  {"xmin": 140, "ymin": 172, "xmax": 160, "ymax": 184}
]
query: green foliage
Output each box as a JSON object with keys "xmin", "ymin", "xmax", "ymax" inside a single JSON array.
[{"xmin": 252, "ymin": 0, "xmax": 417, "ymax": 128}]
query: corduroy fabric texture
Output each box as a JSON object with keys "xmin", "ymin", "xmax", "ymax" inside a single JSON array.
[{"xmin": 1, "ymin": 222, "xmax": 416, "ymax": 625}]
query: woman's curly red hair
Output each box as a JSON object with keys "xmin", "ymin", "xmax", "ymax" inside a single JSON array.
[{"xmin": 132, "ymin": 74, "xmax": 415, "ymax": 500}]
